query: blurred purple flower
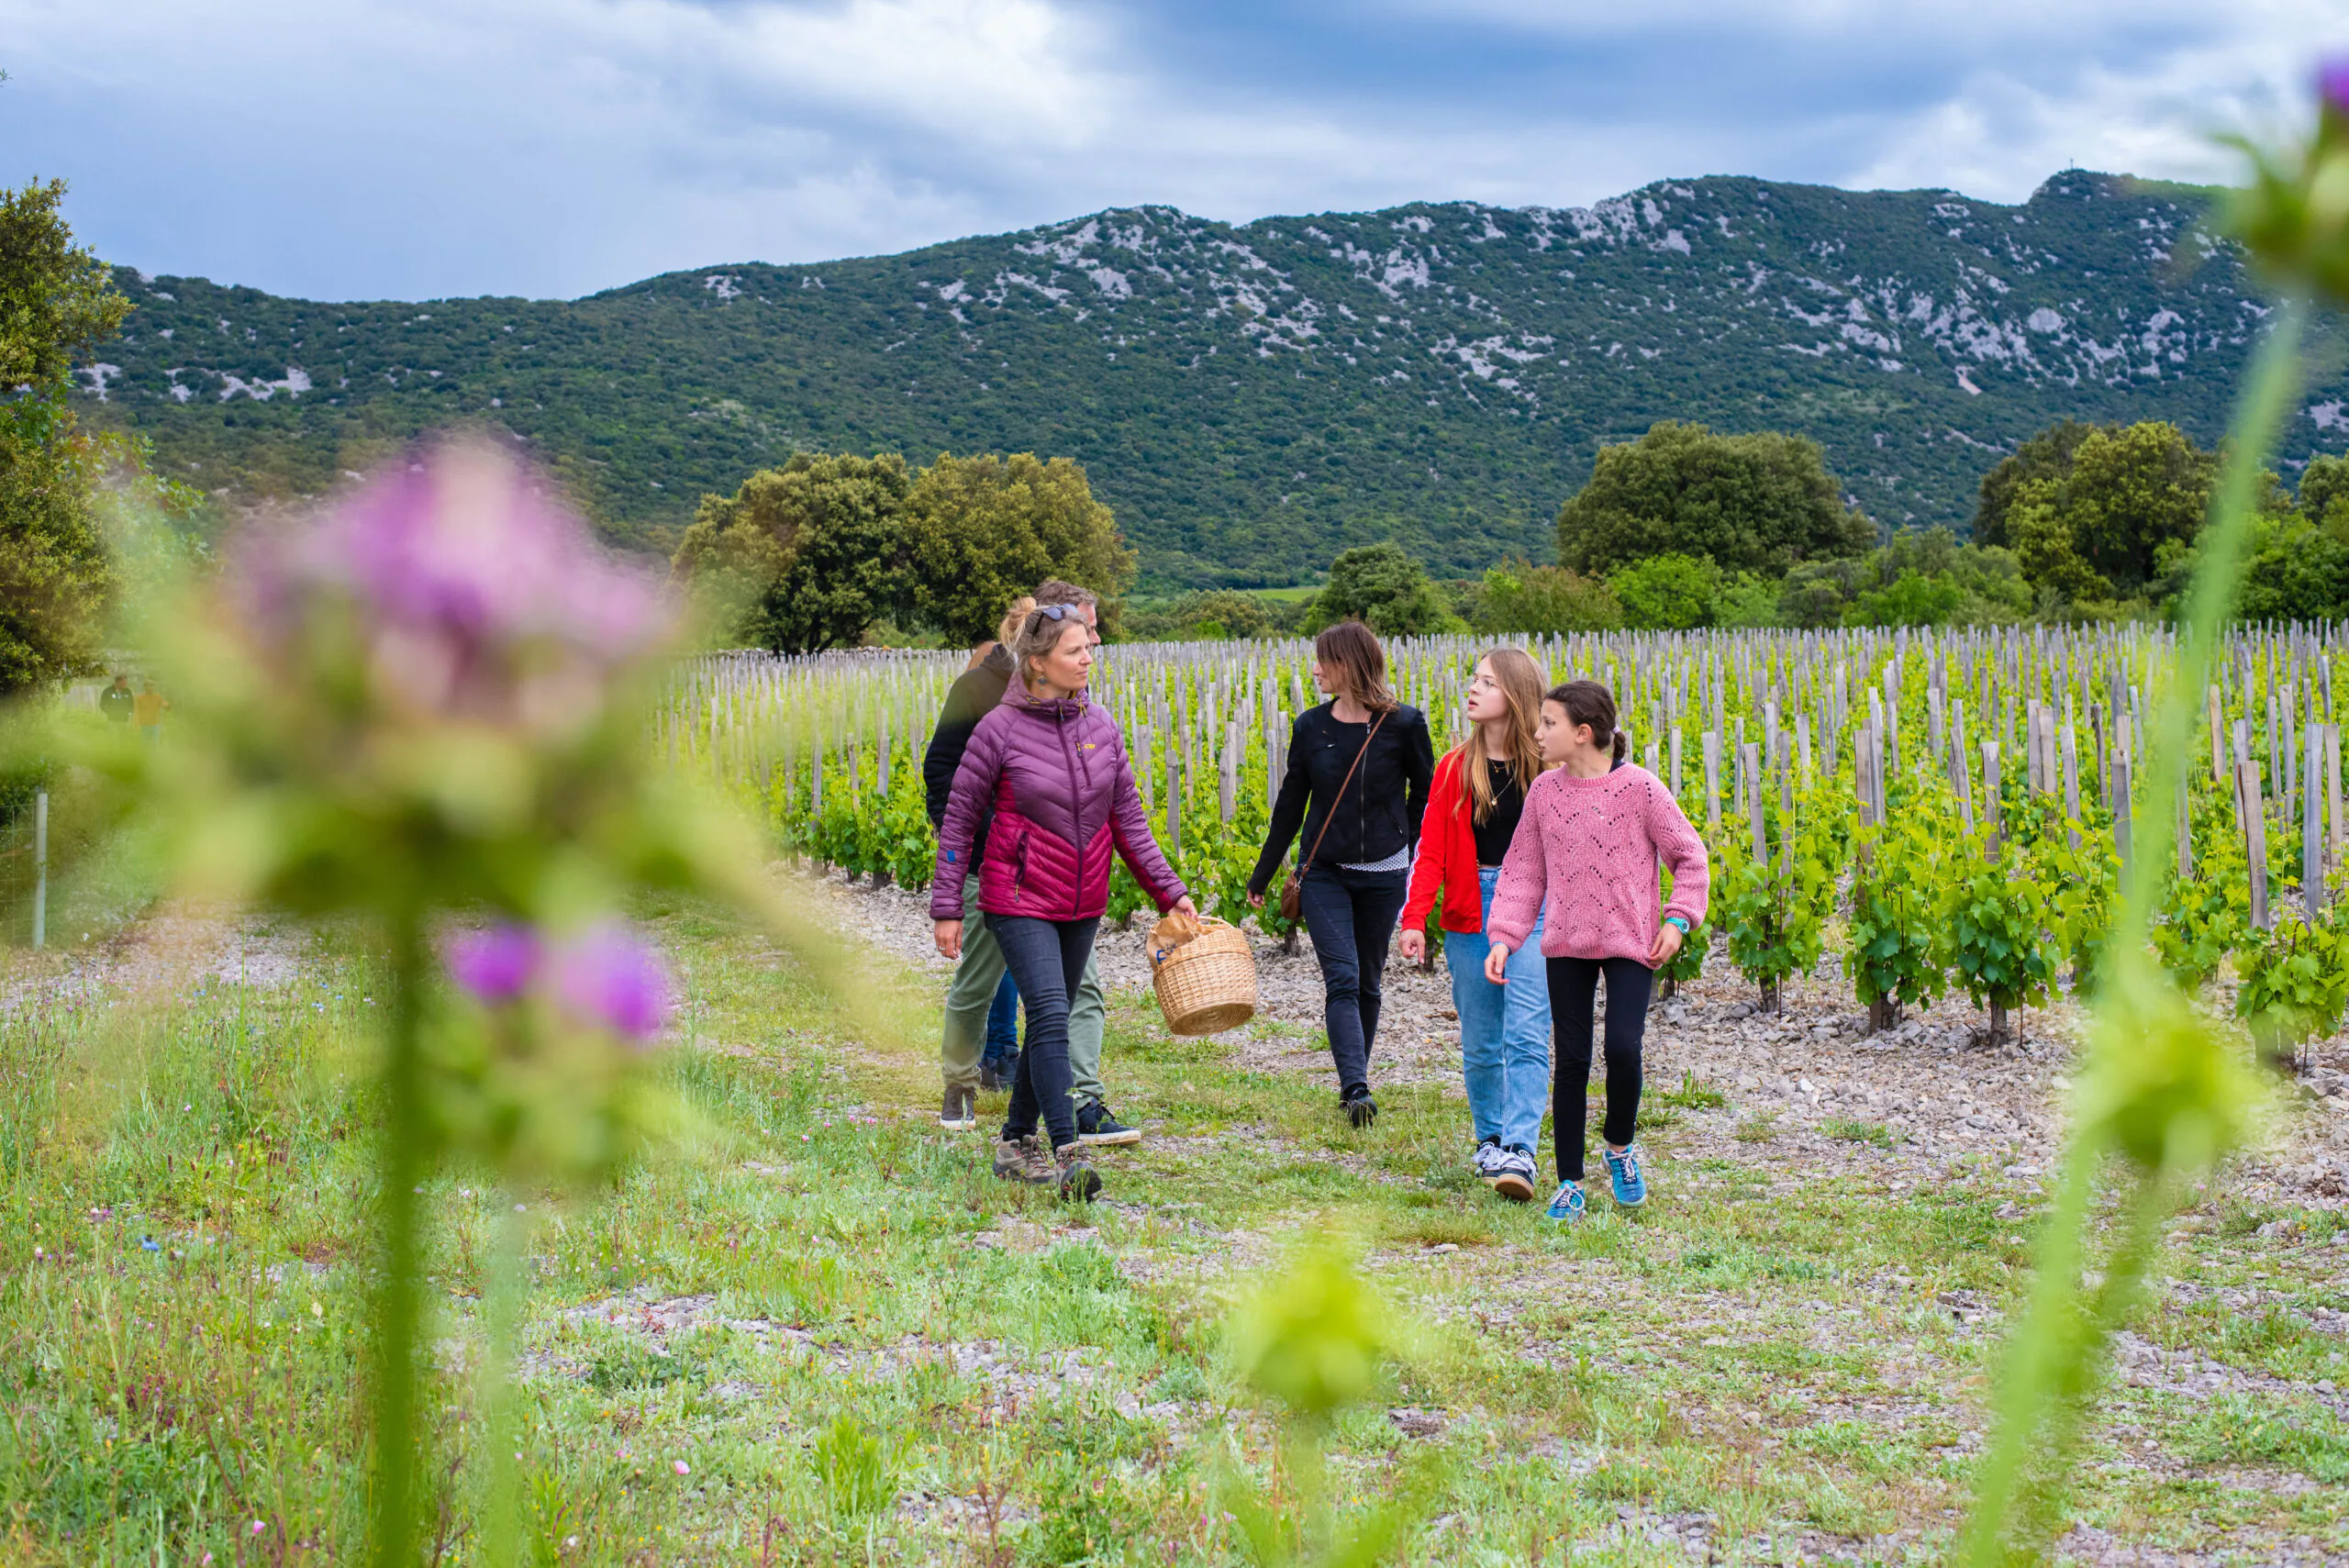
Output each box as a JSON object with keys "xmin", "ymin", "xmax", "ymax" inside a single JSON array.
[
  {"xmin": 447, "ymin": 925, "xmax": 540, "ymax": 1003},
  {"xmin": 2324, "ymin": 59, "xmax": 2349, "ymax": 118},
  {"xmin": 551, "ymin": 925, "xmax": 674, "ymax": 1043},
  {"xmin": 231, "ymin": 441, "xmax": 672, "ymax": 717}
]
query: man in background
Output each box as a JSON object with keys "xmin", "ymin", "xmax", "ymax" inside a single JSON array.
[
  {"xmin": 924, "ymin": 579, "xmax": 1141, "ymax": 1147},
  {"xmin": 99, "ymin": 674, "xmax": 134, "ymax": 724}
]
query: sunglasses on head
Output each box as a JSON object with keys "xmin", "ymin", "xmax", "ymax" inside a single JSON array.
[{"xmin": 1029, "ymin": 604, "xmax": 1093, "ymax": 630}]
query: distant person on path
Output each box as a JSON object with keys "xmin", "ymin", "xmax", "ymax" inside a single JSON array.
[
  {"xmin": 1397, "ymin": 648, "xmax": 1552, "ymax": 1201},
  {"xmin": 1483, "ymin": 680, "xmax": 1709, "ymax": 1224},
  {"xmin": 1246, "ymin": 621, "xmax": 1435, "ymax": 1129},
  {"xmin": 931, "ymin": 602, "xmax": 1196, "ymax": 1201},
  {"xmin": 956, "ymin": 630, "xmax": 1026, "ymax": 1095},
  {"xmin": 923, "ymin": 583, "xmax": 1140, "ymax": 1144},
  {"xmin": 926, "ymin": 597, "xmax": 1030, "ymax": 1124},
  {"xmin": 133, "ymin": 680, "xmax": 169, "ymax": 745},
  {"xmin": 980, "ymin": 971, "xmax": 1019, "ymax": 1092},
  {"xmin": 100, "ymin": 674, "xmax": 135, "ymax": 724}
]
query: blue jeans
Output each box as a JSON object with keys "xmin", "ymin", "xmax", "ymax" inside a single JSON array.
[
  {"xmin": 1442, "ymin": 868, "xmax": 1552, "ymax": 1152},
  {"xmin": 983, "ymin": 972, "xmax": 1019, "ymax": 1068},
  {"xmin": 1298, "ymin": 864, "xmax": 1409, "ymax": 1104}
]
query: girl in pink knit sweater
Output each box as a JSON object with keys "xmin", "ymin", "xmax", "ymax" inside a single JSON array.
[{"xmin": 1483, "ymin": 680, "xmax": 1709, "ymax": 1222}]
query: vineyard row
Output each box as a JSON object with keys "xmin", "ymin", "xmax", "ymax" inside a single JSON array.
[{"xmin": 655, "ymin": 626, "xmax": 2349, "ymax": 1051}]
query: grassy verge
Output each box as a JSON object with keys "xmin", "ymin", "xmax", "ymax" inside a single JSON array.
[{"xmin": 1, "ymin": 898, "xmax": 2343, "ymax": 1563}]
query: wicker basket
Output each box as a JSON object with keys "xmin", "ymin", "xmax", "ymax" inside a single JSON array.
[{"xmin": 1150, "ymin": 917, "xmax": 1259, "ymax": 1036}]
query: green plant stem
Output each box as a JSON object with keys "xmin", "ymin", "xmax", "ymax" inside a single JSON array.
[
  {"xmin": 2009, "ymin": 1173, "xmax": 2176, "ymax": 1551},
  {"xmin": 2112, "ymin": 296, "xmax": 2307, "ymax": 956},
  {"xmin": 372, "ymin": 911, "xmax": 426, "ymax": 1568},
  {"xmin": 1958, "ymin": 1125, "xmax": 2100, "ymax": 1568},
  {"xmin": 482, "ymin": 1196, "xmax": 528, "ymax": 1568},
  {"xmin": 1960, "ymin": 296, "xmax": 2309, "ymax": 1565}
]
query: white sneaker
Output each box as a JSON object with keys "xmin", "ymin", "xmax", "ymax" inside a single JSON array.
[{"xmin": 1471, "ymin": 1139, "xmax": 1502, "ymax": 1181}]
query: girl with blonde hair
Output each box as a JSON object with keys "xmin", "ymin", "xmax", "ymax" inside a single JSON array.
[{"xmin": 1397, "ymin": 647, "xmax": 1553, "ymax": 1199}]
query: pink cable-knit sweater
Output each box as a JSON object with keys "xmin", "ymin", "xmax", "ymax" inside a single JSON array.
[{"xmin": 1486, "ymin": 763, "xmax": 1710, "ymax": 966}]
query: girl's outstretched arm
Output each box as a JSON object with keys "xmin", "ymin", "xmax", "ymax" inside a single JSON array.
[{"xmin": 1648, "ymin": 774, "xmax": 1710, "ymax": 930}]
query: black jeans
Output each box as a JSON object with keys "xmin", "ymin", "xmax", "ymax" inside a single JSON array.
[
  {"xmin": 1298, "ymin": 864, "xmax": 1409, "ymax": 1104},
  {"xmin": 1548, "ymin": 955, "xmax": 1653, "ymax": 1182},
  {"xmin": 992, "ymin": 914, "xmax": 1100, "ymax": 1151}
]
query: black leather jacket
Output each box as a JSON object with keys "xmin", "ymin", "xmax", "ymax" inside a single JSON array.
[{"xmin": 1247, "ymin": 703, "xmax": 1435, "ymax": 895}]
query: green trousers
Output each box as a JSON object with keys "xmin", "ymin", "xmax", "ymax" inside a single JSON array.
[{"xmin": 941, "ymin": 875, "xmax": 1108, "ymax": 1106}]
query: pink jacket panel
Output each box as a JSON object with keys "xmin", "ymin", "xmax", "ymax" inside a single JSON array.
[
  {"xmin": 1485, "ymin": 764, "xmax": 1709, "ymax": 966},
  {"xmin": 930, "ymin": 684, "xmax": 1186, "ymax": 923}
]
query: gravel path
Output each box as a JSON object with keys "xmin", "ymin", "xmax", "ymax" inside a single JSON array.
[
  {"xmin": 812, "ymin": 870, "xmax": 2349, "ymax": 1207},
  {"xmin": 1, "ymin": 899, "xmax": 308, "ymax": 1017}
]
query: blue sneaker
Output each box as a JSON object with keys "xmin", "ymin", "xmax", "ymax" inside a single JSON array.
[
  {"xmin": 1543, "ymin": 1180, "xmax": 1586, "ymax": 1223},
  {"xmin": 1602, "ymin": 1145, "xmax": 1647, "ymax": 1207}
]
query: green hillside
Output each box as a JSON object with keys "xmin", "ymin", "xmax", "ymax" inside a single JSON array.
[{"xmin": 75, "ymin": 171, "xmax": 2346, "ymax": 589}]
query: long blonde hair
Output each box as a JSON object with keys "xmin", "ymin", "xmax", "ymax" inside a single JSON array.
[{"xmin": 1464, "ymin": 647, "xmax": 1547, "ymax": 824}]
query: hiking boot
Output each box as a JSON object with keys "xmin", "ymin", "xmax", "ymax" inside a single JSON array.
[
  {"xmin": 1601, "ymin": 1144, "xmax": 1647, "ymax": 1207},
  {"xmin": 1052, "ymin": 1143, "xmax": 1102, "ymax": 1203},
  {"xmin": 1543, "ymin": 1180, "xmax": 1586, "ymax": 1223},
  {"xmin": 1471, "ymin": 1137, "xmax": 1502, "ymax": 1182},
  {"xmin": 1490, "ymin": 1145, "xmax": 1538, "ymax": 1204},
  {"xmin": 1075, "ymin": 1099, "xmax": 1142, "ymax": 1147},
  {"xmin": 1342, "ymin": 1090, "xmax": 1378, "ymax": 1129},
  {"xmin": 940, "ymin": 1084, "xmax": 976, "ymax": 1129},
  {"xmin": 991, "ymin": 1135, "xmax": 1053, "ymax": 1185}
]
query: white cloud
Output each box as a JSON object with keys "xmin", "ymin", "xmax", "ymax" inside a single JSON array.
[{"xmin": 0, "ymin": 0, "xmax": 2343, "ymax": 299}]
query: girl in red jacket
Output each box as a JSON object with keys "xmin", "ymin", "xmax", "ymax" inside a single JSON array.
[{"xmin": 1397, "ymin": 648, "xmax": 1551, "ymax": 1201}]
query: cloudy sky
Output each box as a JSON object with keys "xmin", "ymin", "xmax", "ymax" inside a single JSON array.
[{"xmin": 2, "ymin": 0, "xmax": 2339, "ymax": 303}]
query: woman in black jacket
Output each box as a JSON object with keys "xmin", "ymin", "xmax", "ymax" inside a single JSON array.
[{"xmin": 1247, "ymin": 621, "xmax": 1436, "ymax": 1126}]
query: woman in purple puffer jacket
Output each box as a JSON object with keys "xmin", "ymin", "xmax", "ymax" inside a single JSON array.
[{"xmin": 933, "ymin": 603, "xmax": 1196, "ymax": 1200}]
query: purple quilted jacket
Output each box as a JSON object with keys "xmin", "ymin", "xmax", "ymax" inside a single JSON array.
[{"xmin": 930, "ymin": 684, "xmax": 1186, "ymax": 923}]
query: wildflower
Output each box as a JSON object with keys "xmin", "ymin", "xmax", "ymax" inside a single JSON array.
[
  {"xmin": 446, "ymin": 925, "xmax": 539, "ymax": 1004},
  {"xmin": 251, "ymin": 1520, "xmax": 265, "ymax": 1535},
  {"xmin": 232, "ymin": 443, "xmax": 667, "ymax": 731},
  {"xmin": 674, "ymin": 1460, "xmax": 690, "ymax": 1476},
  {"xmin": 551, "ymin": 924, "xmax": 674, "ymax": 1042},
  {"xmin": 2324, "ymin": 57, "xmax": 2349, "ymax": 120}
]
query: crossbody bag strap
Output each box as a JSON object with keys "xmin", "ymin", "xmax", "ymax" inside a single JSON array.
[{"xmin": 1297, "ymin": 710, "xmax": 1387, "ymax": 878}]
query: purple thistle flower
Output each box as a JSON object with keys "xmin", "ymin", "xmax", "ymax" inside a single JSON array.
[
  {"xmin": 2324, "ymin": 59, "xmax": 2349, "ymax": 119},
  {"xmin": 230, "ymin": 440, "xmax": 673, "ymax": 715},
  {"xmin": 551, "ymin": 924, "xmax": 674, "ymax": 1044},
  {"xmin": 446, "ymin": 924, "xmax": 540, "ymax": 1004}
]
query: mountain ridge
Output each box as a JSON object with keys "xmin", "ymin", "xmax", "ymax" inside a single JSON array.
[{"xmin": 78, "ymin": 170, "xmax": 2347, "ymax": 589}]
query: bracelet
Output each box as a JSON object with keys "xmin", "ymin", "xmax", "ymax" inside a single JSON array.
[{"xmin": 1663, "ymin": 916, "xmax": 1690, "ymax": 934}]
